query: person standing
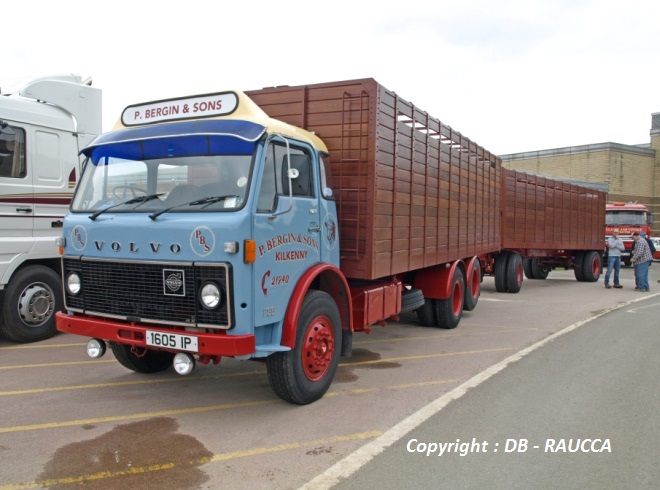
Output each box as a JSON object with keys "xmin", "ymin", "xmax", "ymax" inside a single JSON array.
[
  {"xmin": 631, "ymin": 232, "xmax": 653, "ymax": 292},
  {"xmin": 604, "ymin": 230, "xmax": 624, "ymax": 289}
]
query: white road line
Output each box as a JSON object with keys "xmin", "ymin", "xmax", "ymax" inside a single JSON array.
[
  {"xmin": 626, "ymin": 302, "xmax": 660, "ymax": 313},
  {"xmin": 300, "ymin": 292, "xmax": 660, "ymax": 490}
]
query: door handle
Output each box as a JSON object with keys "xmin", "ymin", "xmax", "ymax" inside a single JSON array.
[
  {"xmin": 308, "ymin": 225, "xmax": 321, "ymax": 233},
  {"xmin": 16, "ymin": 207, "xmax": 33, "ymax": 213}
]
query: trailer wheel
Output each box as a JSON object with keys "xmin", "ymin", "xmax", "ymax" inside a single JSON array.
[
  {"xmin": 435, "ymin": 268, "xmax": 464, "ymax": 329},
  {"xmin": 573, "ymin": 252, "xmax": 586, "ymax": 281},
  {"xmin": 494, "ymin": 253, "xmax": 509, "ymax": 293},
  {"xmin": 109, "ymin": 343, "xmax": 174, "ymax": 373},
  {"xmin": 416, "ymin": 299, "xmax": 437, "ymax": 327},
  {"xmin": 581, "ymin": 251, "xmax": 602, "ymax": 282},
  {"xmin": 267, "ymin": 290, "xmax": 341, "ymax": 405},
  {"xmin": 505, "ymin": 253, "xmax": 524, "ymax": 293},
  {"xmin": 530, "ymin": 259, "xmax": 550, "ymax": 279},
  {"xmin": 523, "ymin": 258, "xmax": 535, "ymax": 279},
  {"xmin": 0, "ymin": 266, "xmax": 62, "ymax": 343},
  {"xmin": 463, "ymin": 259, "xmax": 481, "ymax": 311}
]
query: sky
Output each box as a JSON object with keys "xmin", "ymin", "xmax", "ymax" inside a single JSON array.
[{"xmin": 2, "ymin": 0, "xmax": 659, "ymax": 155}]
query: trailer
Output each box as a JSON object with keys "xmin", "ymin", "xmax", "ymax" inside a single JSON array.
[{"xmin": 493, "ymin": 169, "xmax": 606, "ymax": 291}]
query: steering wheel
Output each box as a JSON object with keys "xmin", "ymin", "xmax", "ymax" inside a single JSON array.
[{"xmin": 112, "ymin": 184, "xmax": 148, "ymax": 200}]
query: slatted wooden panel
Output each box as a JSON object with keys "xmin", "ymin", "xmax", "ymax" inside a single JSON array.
[
  {"xmin": 501, "ymin": 169, "xmax": 606, "ymax": 251},
  {"xmin": 247, "ymin": 79, "xmax": 501, "ymax": 280}
]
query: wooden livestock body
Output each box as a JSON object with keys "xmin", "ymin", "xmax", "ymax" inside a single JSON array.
[
  {"xmin": 501, "ymin": 169, "xmax": 606, "ymax": 254},
  {"xmin": 247, "ymin": 79, "xmax": 501, "ymax": 280}
]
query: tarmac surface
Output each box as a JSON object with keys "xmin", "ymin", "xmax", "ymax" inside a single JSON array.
[{"xmin": 0, "ymin": 266, "xmax": 657, "ymax": 489}]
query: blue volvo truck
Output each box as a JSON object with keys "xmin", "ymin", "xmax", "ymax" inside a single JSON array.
[{"xmin": 57, "ymin": 79, "xmax": 504, "ymax": 404}]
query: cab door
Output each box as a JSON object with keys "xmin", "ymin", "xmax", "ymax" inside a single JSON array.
[{"xmin": 252, "ymin": 138, "xmax": 321, "ymax": 329}]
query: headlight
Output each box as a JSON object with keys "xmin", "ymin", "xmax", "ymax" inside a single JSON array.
[
  {"xmin": 66, "ymin": 272, "xmax": 82, "ymax": 295},
  {"xmin": 199, "ymin": 282, "xmax": 221, "ymax": 309}
]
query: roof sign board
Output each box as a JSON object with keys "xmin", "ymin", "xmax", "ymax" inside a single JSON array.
[{"xmin": 121, "ymin": 92, "xmax": 239, "ymax": 127}]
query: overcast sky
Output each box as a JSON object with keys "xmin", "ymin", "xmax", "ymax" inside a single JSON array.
[{"xmin": 2, "ymin": 0, "xmax": 658, "ymax": 154}]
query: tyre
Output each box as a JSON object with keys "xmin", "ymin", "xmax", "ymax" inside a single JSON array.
[
  {"xmin": 340, "ymin": 328, "xmax": 353, "ymax": 358},
  {"xmin": 505, "ymin": 253, "xmax": 523, "ymax": 293},
  {"xmin": 463, "ymin": 259, "xmax": 481, "ymax": 311},
  {"xmin": 110, "ymin": 343, "xmax": 174, "ymax": 373},
  {"xmin": 400, "ymin": 288, "xmax": 425, "ymax": 312},
  {"xmin": 267, "ymin": 290, "xmax": 341, "ymax": 405},
  {"xmin": 623, "ymin": 259, "xmax": 632, "ymax": 268},
  {"xmin": 494, "ymin": 253, "xmax": 509, "ymax": 293},
  {"xmin": 530, "ymin": 259, "xmax": 549, "ymax": 279},
  {"xmin": 416, "ymin": 299, "xmax": 437, "ymax": 327},
  {"xmin": 581, "ymin": 251, "xmax": 602, "ymax": 282},
  {"xmin": 573, "ymin": 252, "xmax": 586, "ymax": 281},
  {"xmin": 435, "ymin": 267, "xmax": 465, "ymax": 329},
  {"xmin": 523, "ymin": 258, "xmax": 535, "ymax": 279},
  {"xmin": 0, "ymin": 265, "xmax": 62, "ymax": 343}
]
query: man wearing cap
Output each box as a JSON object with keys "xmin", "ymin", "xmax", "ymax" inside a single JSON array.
[
  {"xmin": 632, "ymin": 232, "xmax": 653, "ymax": 292},
  {"xmin": 604, "ymin": 230, "xmax": 624, "ymax": 289}
]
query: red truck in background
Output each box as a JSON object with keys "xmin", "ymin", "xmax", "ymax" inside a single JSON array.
[{"xmin": 605, "ymin": 202, "xmax": 655, "ymax": 265}]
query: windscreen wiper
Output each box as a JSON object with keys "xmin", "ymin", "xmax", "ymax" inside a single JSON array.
[
  {"xmin": 89, "ymin": 194, "xmax": 164, "ymax": 221},
  {"xmin": 149, "ymin": 195, "xmax": 239, "ymax": 221}
]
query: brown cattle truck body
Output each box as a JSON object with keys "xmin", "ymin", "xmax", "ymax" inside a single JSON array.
[
  {"xmin": 247, "ymin": 78, "xmax": 501, "ymax": 281},
  {"xmin": 501, "ymin": 169, "xmax": 606, "ymax": 255}
]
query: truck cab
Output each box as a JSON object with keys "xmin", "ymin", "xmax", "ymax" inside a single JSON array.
[
  {"xmin": 57, "ymin": 91, "xmax": 345, "ymax": 404},
  {"xmin": 605, "ymin": 202, "xmax": 653, "ymax": 265},
  {"xmin": 0, "ymin": 74, "xmax": 101, "ymax": 341}
]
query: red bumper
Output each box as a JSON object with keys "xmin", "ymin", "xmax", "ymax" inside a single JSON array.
[{"xmin": 55, "ymin": 312, "xmax": 256, "ymax": 357}]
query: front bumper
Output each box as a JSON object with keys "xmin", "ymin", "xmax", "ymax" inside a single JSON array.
[{"xmin": 56, "ymin": 312, "xmax": 255, "ymax": 357}]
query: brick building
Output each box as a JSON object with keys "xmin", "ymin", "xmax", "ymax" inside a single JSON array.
[{"xmin": 501, "ymin": 112, "xmax": 660, "ymax": 235}]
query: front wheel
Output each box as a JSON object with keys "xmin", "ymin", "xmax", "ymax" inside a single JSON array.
[
  {"xmin": 267, "ymin": 290, "xmax": 341, "ymax": 405},
  {"xmin": 1, "ymin": 265, "xmax": 62, "ymax": 343},
  {"xmin": 110, "ymin": 343, "xmax": 174, "ymax": 373}
]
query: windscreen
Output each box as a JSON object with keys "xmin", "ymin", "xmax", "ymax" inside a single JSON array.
[
  {"xmin": 72, "ymin": 154, "xmax": 253, "ymax": 212},
  {"xmin": 605, "ymin": 211, "xmax": 647, "ymax": 226}
]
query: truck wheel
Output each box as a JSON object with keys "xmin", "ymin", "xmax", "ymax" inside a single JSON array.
[
  {"xmin": 530, "ymin": 260, "xmax": 550, "ymax": 279},
  {"xmin": 623, "ymin": 259, "xmax": 631, "ymax": 268},
  {"xmin": 435, "ymin": 267, "xmax": 464, "ymax": 329},
  {"xmin": 494, "ymin": 253, "xmax": 509, "ymax": 293},
  {"xmin": 581, "ymin": 251, "xmax": 602, "ymax": 282},
  {"xmin": 505, "ymin": 253, "xmax": 523, "ymax": 293},
  {"xmin": 400, "ymin": 289, "xmax": 425, "ymax": 312},
  {"xmin": 573, "ymin": 252, "xmax": 586, "ymax": 281},
  {"xmin": 416, "ymin": 299, "xmax": 437, "ymax": 327},
  {"xmin": 340, "ymin": 329, "xmax": 353, "ymax": 358},
  {"xmin": 523, "ymin": 258, "xmax": 535, "ymax": 279},
  {"xmin": 267, "ymin": 290, "xmax": 341, "ymax": 405},
  {"xmin": 109, "ymin": 343, "xmax": 174, "ymax": 373},
  {"xmin": 0, "ymin": 265, "xmax": 62, "ymax": 343},
  {"xmin": 463, "ymin": 260, "xmax": 481, "ymax": 311}
]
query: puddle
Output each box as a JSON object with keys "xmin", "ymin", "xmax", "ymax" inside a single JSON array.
[
  {"xmin": 38, "ymin": 417, "xmax": 212, "ymax": 489},
  {"xmin": 334, "ymin": 348, "xmax": 401, "ymax": 384}
]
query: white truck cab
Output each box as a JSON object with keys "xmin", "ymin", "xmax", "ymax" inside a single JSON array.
[{"xmin": 0, "ymin": 74, "xmax": 101, "ymax": 342}]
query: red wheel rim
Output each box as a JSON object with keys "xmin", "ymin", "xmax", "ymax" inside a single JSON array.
[
  {"xmin": 302, "ymin": 315, "xmax": 335, "ymax": 382},
  {"xmin": 471, "ymin": 267, "xmax": 480, "ymax": 298},
  {"xmin": 592, "ymin": 257, "xmax": 600, "ymax": 276},
  {"xmin": 516, "ymin": 262, "xmax": 523, "ymax": 285},
  {"xmin": 452, "ymin": 280, "xmax": 463, "ymax": 317}
]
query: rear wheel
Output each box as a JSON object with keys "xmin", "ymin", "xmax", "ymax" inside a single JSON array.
[
  {"xmin": 435, "ymin": 267, "xmax": 465, "ymax": 329},
  {"xmin": 523, "ymin": 258, "xmax": 535, "ymax": 279},
  {"xmin": 505, "ymin": 253, "xmax": 523, "ymax": 293},
  {"xmin": 110, "ymin": 343, "xmax": 174, "ymax": 373},
  {"xmin": 494, "ymin": 253, "xmax": 509, "ymax": 293},
  {"xmin": 1, "ymin": 266, "xmax": 62, "ymax": 343},
  {"xmin": 267, "ymin": 290, "xmax": 341, "ymax": 405},
  {"xmin": 573, "ymin": 252, "xmax": 586, "ymax": 281},
  {"xmin": 416, "ymin": 299, "xmax": 437, "ymax": 327},
  {"xmin": 581, "ymin": 251, "xmax": 602, "ymax": 282},
  {"xmin": 463, "ymin": 259, "xmax": 481, "ymax": 311},
  {"xmin": 401, "ymin": 289, "xmax": 425, "ymax": 312}
]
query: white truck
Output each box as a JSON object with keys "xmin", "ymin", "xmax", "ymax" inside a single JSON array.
[{"xmin": 0, "ymin": 74, "xmax": 101, "ymax": 342}]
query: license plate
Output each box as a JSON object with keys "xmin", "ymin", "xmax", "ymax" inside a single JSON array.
[{"xmin": 145, "ymin": 330, "xmax": 198, "ymax": 352}]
